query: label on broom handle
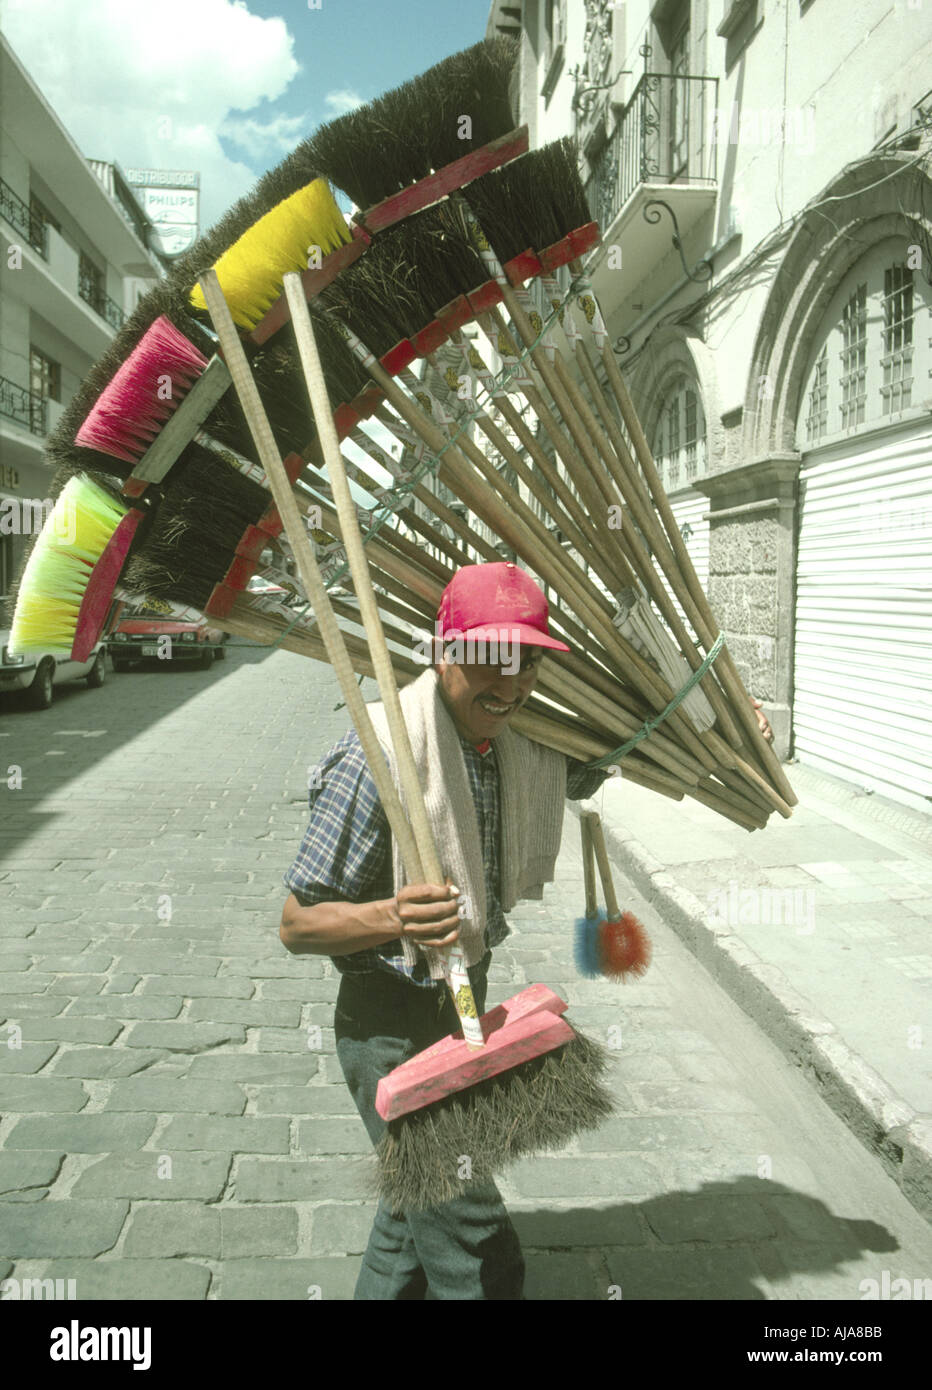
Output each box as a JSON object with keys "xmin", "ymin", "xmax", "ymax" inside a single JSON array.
[
  {"xmin": 527, "ymin": 280, "xmax": 556, "ymax": 364},
  {"xmin": 442, "ymin": 944, "xmax": 485, "ymax": 1048},
  {"xmin": 572, "ymin": 272, "xmax": 608, "ymax": 352},
  {"xmin": 477, "ymin": 312, "xmax": 533, "ymax": 390},
  {"xmin": 541, "ymin": 274, "xmax": 582, "ymax": 351},
  {"xmin": 332, "ymin": 319, "xmax": 377, "ymax": 369},
  {"xmin": 460, "ymin": 206, "xmax": 509, "ymax": 289},
  {"xmin": 453, "ymin": 338, "xmax": 506, "ymax": 401}
]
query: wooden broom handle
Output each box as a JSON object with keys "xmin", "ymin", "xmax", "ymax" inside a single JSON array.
[
  {"xmin": 587, "ymin": 813, "xmax": 621, "ymax": 921},
  {"xmin": 197, "ymin": 269, "xmax": 424, "ymax": 882},
  {"xmin": 281, "ymin": 274, "xmax": 443, "ymax": 885},
  {"xmin": 581, "ymin": 812, "xmax": 599, "ymax": 919},
  {"xmin": 281, "ymin": 274, "xmax": 485, "ymax": 1047}
]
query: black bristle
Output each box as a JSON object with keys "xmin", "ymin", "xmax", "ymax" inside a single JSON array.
[
  {"xmin": 304, "ymin": 301, "xmax": 373, "ymax": 407},
  {"xmin": 463, "ymin": 138, "xmax": 591, "ymax": 263},
  {"xmin": 318, "ymin": 203, "xmax": 489, "ymax": 356},
  {"xmin": 303, "ymin": 38, "xmax": 518, "ymax": 210},
  {"xmin": 120, "ymin": 444, "xmax": 269, "ymax": 611}
]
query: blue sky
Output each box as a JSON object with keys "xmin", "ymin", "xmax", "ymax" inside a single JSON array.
[{"xmin": 4, "ymin": 0, "xmax": 494, "ymax": 228}]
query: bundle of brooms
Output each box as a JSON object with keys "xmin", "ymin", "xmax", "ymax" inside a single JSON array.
[{"xmin": 8, "ymin": 35, "xmax": 795, "ymax": 836}]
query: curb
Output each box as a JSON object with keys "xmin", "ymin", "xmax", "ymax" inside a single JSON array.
[{"xmin": 571, "ymin": 799, "xmax": 932, "ymax": 1225}]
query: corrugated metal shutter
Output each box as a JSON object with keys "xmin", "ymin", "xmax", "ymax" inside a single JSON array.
[
  {"xmin": 793, "ymin": 420, "xmax": 932, "ymax": 806},
  {"xmin": 665, "ymin": 488, "xmax": 710, "ymax": 631}
]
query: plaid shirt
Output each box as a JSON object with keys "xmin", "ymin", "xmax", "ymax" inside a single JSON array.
[{"xmin": 284, "ymin": 726, "xmax": 610, "ymax": 989}]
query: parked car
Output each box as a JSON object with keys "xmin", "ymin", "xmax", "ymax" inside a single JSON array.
[
  {"xmin": 0, "ymin": 627, "xmax": 107, "ymax": 709},
  {"xmin": 107, "ymin": 604, "xmax": 228, "ymax": 671},
  {"xmin": 246, "ymin": 574, "xmax": 288, "ymax": 600}
]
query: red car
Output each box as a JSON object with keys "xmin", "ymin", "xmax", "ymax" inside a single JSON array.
[{"xmin": 108, "ymin": 604, "xmax": 229, "ymax": 671}]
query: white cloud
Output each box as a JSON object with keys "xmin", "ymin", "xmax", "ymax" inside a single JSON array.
[
  {"xmin": 324, "ymin": 89, "xmax": 365, "ymax": 117},
  {"xmin": 3, "ymin": 0, "xmax": 301, "ymax": 229},
  {"xmin": 220, "ymin": 112, "xmax": 313, "ymax": 162}
]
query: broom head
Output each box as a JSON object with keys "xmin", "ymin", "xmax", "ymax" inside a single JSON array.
[
  {"xmin": 9, "ymin": 476, "xmax": 128, "ymax": 655},
  {"xmin": 188, "ymin": 179, "xmax": 350, "ymax": 331}
]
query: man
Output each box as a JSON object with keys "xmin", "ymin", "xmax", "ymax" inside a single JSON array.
[{"xmin": 280, "ymin": 562, "xmax": 774, "ymax": 1299}]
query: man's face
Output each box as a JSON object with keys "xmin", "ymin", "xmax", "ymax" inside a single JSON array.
[{"xmin": 436, "ymin": 641, "xmax": 544, "ymax": 744}]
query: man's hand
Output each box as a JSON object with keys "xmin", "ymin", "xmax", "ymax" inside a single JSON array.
[
  {"xmin": 390, "ymin": 879, "xmax": 463, "ymax": 950},
  {"xmin": 750, "ymin": 697, "xmax": 774, "ymax": 745}
]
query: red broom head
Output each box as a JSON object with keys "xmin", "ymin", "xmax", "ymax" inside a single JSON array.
[
  {"xmin": 599, "ymin": 912, "xmax": 652, "ymax": 981},
  {"xmin": 75, "ymin": 315, "xmax": 208, "ymax": 464}
]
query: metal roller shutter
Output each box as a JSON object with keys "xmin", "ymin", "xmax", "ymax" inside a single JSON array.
[
  {"xmin": 667, "ymin": 488, "xmax": 710, "ymax": 630},
  {"xmin": 793, "ymin": 420, "xmax": 932, "ymax": 807}
]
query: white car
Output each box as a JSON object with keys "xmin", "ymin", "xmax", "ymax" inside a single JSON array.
[{"xmin": 0, "ymin": 628, "xmax": 107, "ymax": 709}]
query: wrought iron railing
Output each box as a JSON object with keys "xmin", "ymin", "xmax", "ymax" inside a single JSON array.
[
  {"xmin": 77, "ymin": 263, "xmax": 125, "ymax": 329},
  {"xmin": 0, "ymin": 376, "xmax": 47, "ymax": 436},
  {"xmin": 585, "ymin": 72, "xmax": 718, "ymax": 230},
  {"xmin": 0, "ymin": 177, "xmax": 48, "ymax": 257}
]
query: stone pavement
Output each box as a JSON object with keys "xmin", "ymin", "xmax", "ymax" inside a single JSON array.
[
  {"xmin": 577, "ymin": 761, "xmax": 932, "ymax": 1222},
  {"xmin": 1, "ymin": 642, "xmax": 931, "ymax": 1300}
]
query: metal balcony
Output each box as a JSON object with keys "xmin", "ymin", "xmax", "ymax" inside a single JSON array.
[
  {"xmin": 0, "ymin": 176, "xmax": 48, "ymax": 257},
  {"xmin": 0, "ymin": 375, "xmax": 47, "ymax": 436},
  {"xmin": 585, "ymin": 72, "xmax": 719, "ymax": 321},
  {"xmin": 77, "ymin": 263, "xmax": 125, "ymax": 329}
]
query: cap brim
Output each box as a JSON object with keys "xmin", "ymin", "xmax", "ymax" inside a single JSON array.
[{"xmin": 450, "ymin": 623, "xmax": 570, "ymax": 653}]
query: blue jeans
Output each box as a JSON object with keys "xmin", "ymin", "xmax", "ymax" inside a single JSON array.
[{"xmin": 333, "ymin": 954, "xmax": 525, "ymax": 1300}]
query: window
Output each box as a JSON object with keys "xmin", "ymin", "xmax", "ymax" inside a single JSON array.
[
  {"xmin": 30, "ymin": 193, "xmax": 60, "ymax": 235},
  {"xmin": 542, "ymin": 0, "xmax": 567, "ymax": 101},
  {"xmin": 29, "ymin": 346, "xmax": 61, "ymax": 404},
  {"xmin": 839, "ymin": 284, "xmax": 867, "ymax": 430},
  {"xmin": 653, "ymin": 376, "xmax": 706, "ymax": 489},
  {"xmin": 0, "ymin": 534, "xmax": 12, "ymax": 601},
  {"xmin": 78, "ymin": 251, "xmax": 104, "ymax": 313},
  {"xmin": 881, "ymin": 264, "xmax": 914, "ymax": 415},
  {"xmin": 805, "ymin": 345, "xmax": 828, "ymax": 443},
  {"xmin": 796, "ymin": 240, "xmax": 931, "ymax": 447}
]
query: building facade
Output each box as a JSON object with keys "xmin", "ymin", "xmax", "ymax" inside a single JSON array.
[
  {"xmin": 487, "ymin": 0, "xmax": 932, "ymax": 810},
  {"xmin": 0, "ymin": 36, "xmax": 162, "ymax": 602}
]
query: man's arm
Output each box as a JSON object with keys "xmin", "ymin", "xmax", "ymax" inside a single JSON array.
[{"xmin": 280, "ymin": 884, "xmax": 463, "ymax": 955}]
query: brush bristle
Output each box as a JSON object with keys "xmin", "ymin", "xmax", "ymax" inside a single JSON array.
[
  {"xmin": 187, "ymin": 179, "xmax": 350, "ymax": 331},
  {"xmin": 120, "ymin": 444, "xmax": 271, "ymax": 611},
  {"xmin": 9, "ymin": 476, "xmax": 127, "ymax": 654},
  {"xmin": 318, "ymin": 202, "xmax": 488, "ymax": 359},
  {"xmin": 74, "ymin": 316, "xmax": 208, "ymax": 464},
  {"xmin": 600, "ymin": 912, "xmax": 652, "ymax": 980},
  {"xmin": 374, "ymin": 1028, "xmax": 614, "ymax": 1212},
  {"xmin": 463, "ymin": 138, "xmax": 592, "ymax": 262},
  {"xmin": 574, "ymin": 913, "xmax": 606, "ymax": 978},
  {"xmin": 304, "ymin": 38, "xmax": 518, "ymax": 209}
]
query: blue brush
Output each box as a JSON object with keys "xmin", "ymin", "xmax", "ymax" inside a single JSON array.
[
  {"xmin": 575, "ymin": 813, "xmax": 605, "ymax": 977},
  {"xmin": 574, "ymin": 910, "xmax": 606, "ymax": 978}
]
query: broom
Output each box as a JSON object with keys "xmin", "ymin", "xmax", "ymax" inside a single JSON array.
[
  {"xmin": 197, "ymin": 264, "xmax": 615, "ymax": 1211},
  {"xmin": 574, "ymin": 811, "xmax": 652, "ymax": 982}
]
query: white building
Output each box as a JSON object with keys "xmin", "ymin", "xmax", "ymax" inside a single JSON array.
[
  {"xmin": 0, "ymin": 35, "xmax": 162, "ymax": 600},
  {"xmin": 488, "ymin": 0, "xmax": 932, "ymax": 809}
]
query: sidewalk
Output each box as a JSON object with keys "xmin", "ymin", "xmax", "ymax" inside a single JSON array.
[{"xmin": 576, "ymin": 760, "xmax": 932, "ymax": 1222}]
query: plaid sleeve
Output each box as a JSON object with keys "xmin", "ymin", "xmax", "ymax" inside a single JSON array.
[
  {"xmin": 565, "ymin": 755, "xmax": 612, "ymax": 801},
  {"xmin": 283, "ymin": 728, "xmax": 393, "ymax": 906}
]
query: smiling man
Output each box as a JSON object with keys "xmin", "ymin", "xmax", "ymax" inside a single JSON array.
[{"xmin": 279, "ymin": 562, "xmax": 610, "ymax": 1302}]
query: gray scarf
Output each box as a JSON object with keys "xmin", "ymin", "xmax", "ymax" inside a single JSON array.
[{"xmin": 366, "ymin": 668, "xmax": 567, "ymax": 980}]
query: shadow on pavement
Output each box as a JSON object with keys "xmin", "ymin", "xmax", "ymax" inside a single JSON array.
[{"xmin": 511, "ymin": 1178, "xmax": 900, "ymax": 1300}]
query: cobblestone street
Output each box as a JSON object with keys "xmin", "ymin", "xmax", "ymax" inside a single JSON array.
[{"xmin": 1, "ymin": 642, "xmax": 931, "ymax": 1300}]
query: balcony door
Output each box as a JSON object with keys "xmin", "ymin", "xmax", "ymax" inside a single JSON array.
[{"xmin": 668, "ymin": 17, "xmax": 690, "ymax": 180}]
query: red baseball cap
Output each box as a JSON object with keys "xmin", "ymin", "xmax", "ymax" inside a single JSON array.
[{"xmin": 436, "ymin": 563, "xmax": 570, "ymax": 652}]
